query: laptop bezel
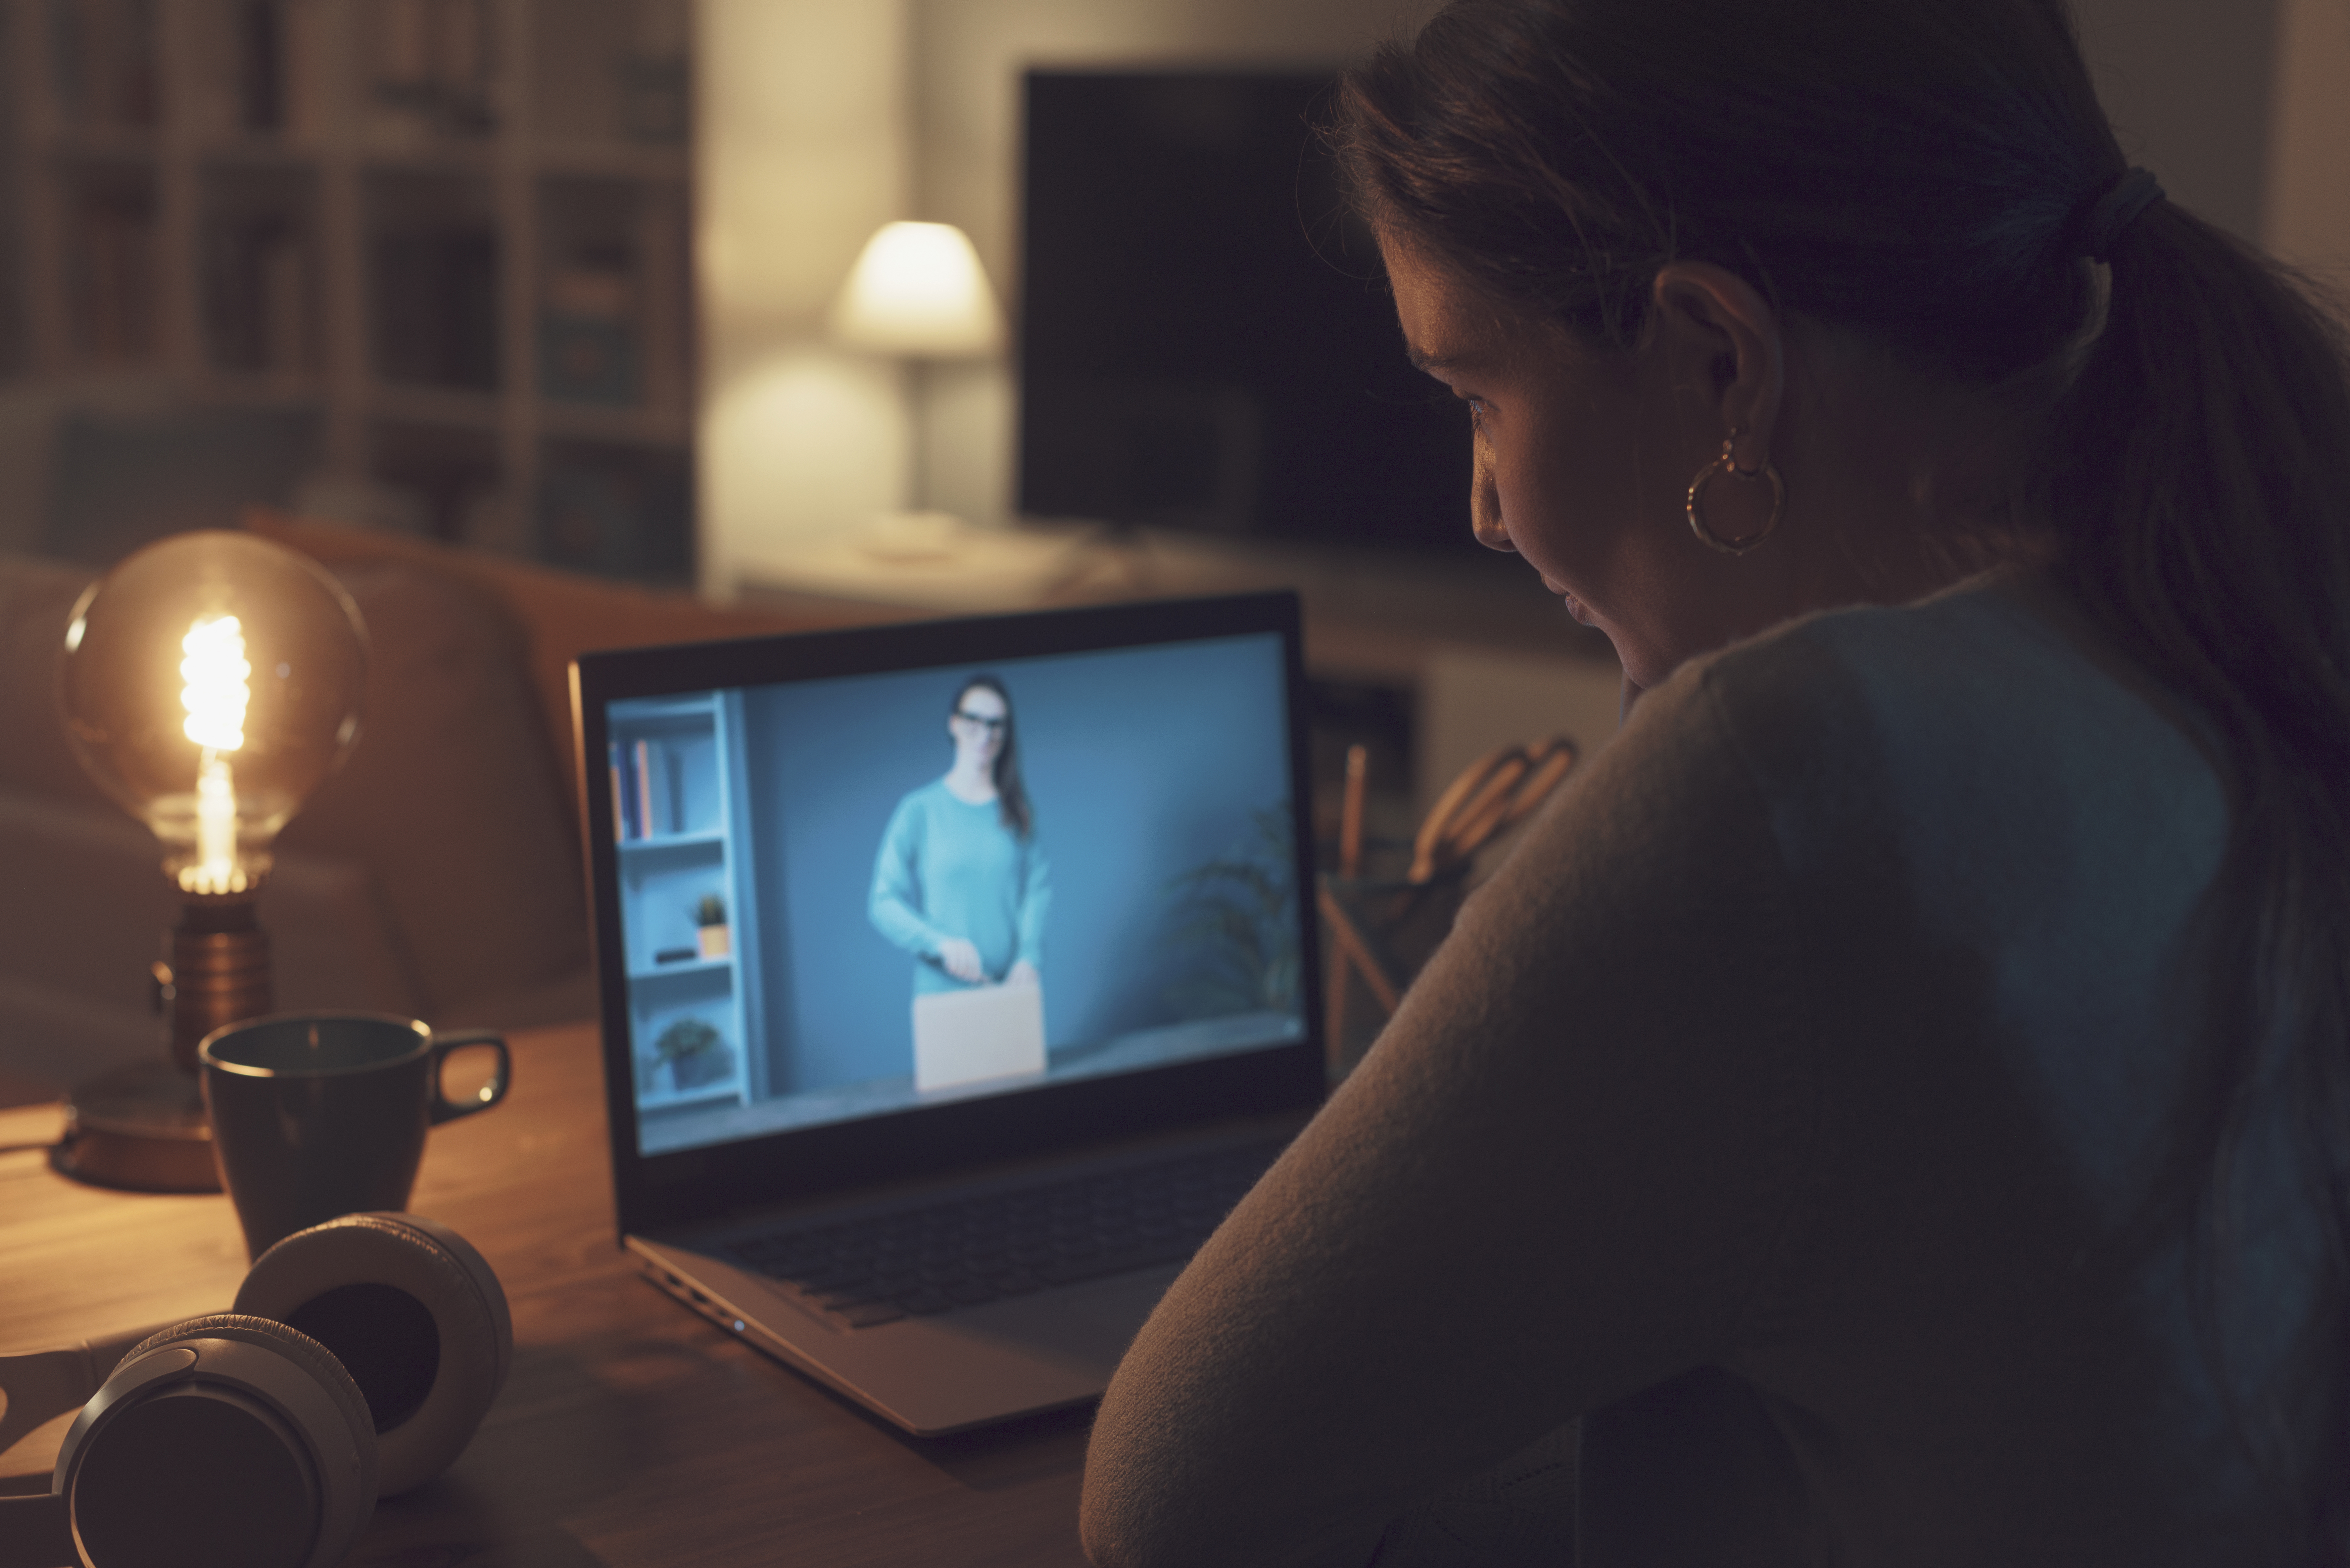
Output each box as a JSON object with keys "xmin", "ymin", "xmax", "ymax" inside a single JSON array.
[{"xmin": 573, "ymin": 591, "xmax": 1328, "ymax": 1237}]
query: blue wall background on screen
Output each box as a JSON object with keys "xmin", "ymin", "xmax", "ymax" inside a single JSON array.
[{"xmin": 739, "ymin": 633, "xmax": 1293, "ymax": 1096}]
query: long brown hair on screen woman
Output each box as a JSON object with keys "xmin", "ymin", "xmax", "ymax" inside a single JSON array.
[{"xmin": 949, "ymin": 673, "xmax": 1033, "ymax": 839}]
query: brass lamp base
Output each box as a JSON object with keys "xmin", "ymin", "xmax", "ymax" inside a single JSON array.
[
  {"xmin": 164, "ymin": 891, "xmax": 274, "ymax": 1073},
  {"xmin": 51, "ymin": 891, "xmax": 271, "ymax": 1194},
  {"xmin": 53, "ymin": 1059, "xmax": 219, "ymax": 1192}
]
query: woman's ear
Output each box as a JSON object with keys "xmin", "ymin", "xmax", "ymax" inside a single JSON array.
[{"xmin": 1650, "ymin": 262, "xmax": 1785, "ymax": 469}]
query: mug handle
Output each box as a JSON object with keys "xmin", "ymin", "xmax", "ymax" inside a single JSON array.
[{"xmin": 428, "ymin": 1030, "xmax": 512, "ymax": 1126}]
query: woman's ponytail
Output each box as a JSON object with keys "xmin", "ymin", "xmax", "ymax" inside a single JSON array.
[{"xmin": 2045, "ymin": 199, "xmax": 2350, "ymax": 1539}]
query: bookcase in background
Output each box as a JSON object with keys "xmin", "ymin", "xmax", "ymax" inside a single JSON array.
[
  {"xmin": 608, "ymin": 690, "xmax": 763, "ymax": 1117},
  {"xmin": 0, "ymin": 0, "xmax": 696, "ymax": 581}
]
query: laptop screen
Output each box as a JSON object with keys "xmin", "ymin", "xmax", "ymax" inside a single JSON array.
[{"xmin": 586, "ymin": 605, "xmax": 1315, "ymax": 1165}]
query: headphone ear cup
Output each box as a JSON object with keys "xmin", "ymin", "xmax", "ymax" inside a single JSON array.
[
  {"xmin": 86, "ymin": 1314, "xmax": 379, "ymax": 1568},
  {"xmin": 121, "ymin": 1315, "xmax": 381, "ymax": 1503},
  {"xmin": 232, "ymin": 1213, "xmax": 510, "ymax": 1497},
  {"xmin": 355, "ymin": 1213, "xmax": 513, "ymax": 1397}
]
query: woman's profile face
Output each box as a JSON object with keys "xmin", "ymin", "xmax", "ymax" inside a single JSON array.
[
  {"xmin": 948, "ymin": 684, "xmax": 1009, "ymax": 767},
  {"xmin": 1380, "ymin": 235, "xmax": 1776, "ymax": 690}
]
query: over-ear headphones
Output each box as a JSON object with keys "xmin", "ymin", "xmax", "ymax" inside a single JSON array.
[{"xmin": 0, "ymin": 1212, "xmax": 510, "ymax": 1568}]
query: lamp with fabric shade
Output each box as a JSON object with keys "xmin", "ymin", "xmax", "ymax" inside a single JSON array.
[
  {"xmin": 831, "ymin": 221, "xmax": 1004, "ymax": 356},
  {"xmin": 831, "ymin": 222, "xmax": 1004, "ymax": 556}
]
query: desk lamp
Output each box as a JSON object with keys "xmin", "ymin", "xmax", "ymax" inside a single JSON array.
[
  {"xmin": 53, "ymin": 530, "xmax": 368, "ymax": 1190},
  {"xmin": 831, "ymin": 220, "xmax": 1004, "ymax": 557}
]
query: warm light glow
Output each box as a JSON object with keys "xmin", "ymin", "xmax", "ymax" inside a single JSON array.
[
  {"xmin": 180, "ymin": 616, "xmax": 252, "ymax": 894},
  {"xmin": 60, "ymin": 531, "xmax": 368, "ymax": 899},
  {"xmin": 186, "ymin": 753, "xmax": 247, "ymax": 895},
  {"xmin": 830, "ymin": 222, "xmax": 1003, "ymax": 356},
  {"xmin": 181, "ymin": 616, "xmax": 250, "ymax": 753}
]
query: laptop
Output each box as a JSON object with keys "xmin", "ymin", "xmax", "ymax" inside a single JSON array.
[{"xmin": 572, "ymin": 592, "xmax": 1327, "ymax": 1435}]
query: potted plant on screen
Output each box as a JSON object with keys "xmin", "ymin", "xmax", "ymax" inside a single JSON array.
[
  {"xmin": 694, "ymin": 893, "xmax": 729, "ymax": 960},
  {"xmin": 653, "ymin": 1017, "xmax": 731, "ymax": 1092},
  {"xmin": 1163, "ymin": 804, "xmax": 1301, "ymax": 1019}
]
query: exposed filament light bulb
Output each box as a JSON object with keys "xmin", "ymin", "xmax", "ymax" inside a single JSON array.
[{"xmin": 60, "ymin": 531, "xmax": 366, "ymax": 906}]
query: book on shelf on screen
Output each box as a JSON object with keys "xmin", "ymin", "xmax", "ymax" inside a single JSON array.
[
  {"xmin": 609, "ymin": 740, "xmax": 631, "ymax": 843},
  {"xmin": 612, "ymin": 736, "xmax": 681, "ymax": 842}
]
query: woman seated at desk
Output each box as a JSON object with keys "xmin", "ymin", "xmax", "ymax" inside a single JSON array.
[{"xmin": 1080, "ymin": 0, "xmax": 2350, "ymax": 1564}]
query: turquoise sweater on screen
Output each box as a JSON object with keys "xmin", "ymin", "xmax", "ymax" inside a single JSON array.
[{"xmin": 869, "ymin": 779, "xmax": 1050, "ymax": 994}]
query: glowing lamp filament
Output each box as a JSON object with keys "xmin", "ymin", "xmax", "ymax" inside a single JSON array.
[
  {"xmin": 180, "ymin": 616, "xmax": 251, "ymax": 894},
  {"xmin": 181, "ymin": 616, "xmax": 249, "ymax": 752}
]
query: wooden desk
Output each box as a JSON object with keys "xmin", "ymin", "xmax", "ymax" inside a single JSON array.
[{"xmin": 0, "ymin": 1024, "xmax": 1095, "ymax": 1567}]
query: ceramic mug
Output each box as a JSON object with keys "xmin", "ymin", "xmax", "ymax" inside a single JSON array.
[{"xmin": 199, "ymin": 1013, "xmax": 512, "ymax": 1259}]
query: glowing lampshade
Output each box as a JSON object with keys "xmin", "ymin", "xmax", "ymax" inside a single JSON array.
[
  {"xmin": 830, "ymin": 221, "xmax": 1004, "ymax": 357},
  {"xmin": 59, "ymin": 531, "xmax": 368, "ymax": 897}
]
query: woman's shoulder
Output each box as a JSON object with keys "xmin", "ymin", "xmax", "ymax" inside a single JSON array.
[
  {"xmin": 1650, "ymin": 571, "xmax": 2227, "ymax": 876},
  {"xmin": 1692, "ymin": 571, "xmax": 2076, "ymax": 715},
  {"xmin": 1672, "ymin": 572, "xmax": 2157, "ymax": 742}
]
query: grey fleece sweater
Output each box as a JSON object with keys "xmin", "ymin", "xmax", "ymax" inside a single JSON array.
[{"xmin": 1081, "ymin": 579, "xmax": 2329, "ymax": 1567}]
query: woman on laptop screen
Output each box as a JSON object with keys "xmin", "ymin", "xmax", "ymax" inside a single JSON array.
[
  {"xmin": 869, "ymin": 674, "xmax": 1051, "ymax": 996},
  {"xmin": 1081, "ymin": 0, "xmax": 2350, "ymax": 1563}
]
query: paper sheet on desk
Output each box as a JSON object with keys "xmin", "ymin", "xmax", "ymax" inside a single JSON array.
[{"xmin": 913, "ymin": 983, "xmax": 1047, "ymax": 1092}]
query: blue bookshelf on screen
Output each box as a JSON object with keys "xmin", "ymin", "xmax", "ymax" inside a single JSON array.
[{"xmin": 608, "ymin": 691, "xmax": 764, "ymax": 1114}]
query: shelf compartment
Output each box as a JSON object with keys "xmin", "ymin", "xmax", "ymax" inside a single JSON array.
[
  {"xmin": 364, "ymin": 381, "xmax": 502, "ymax": 427},
  {"xmin": 47, "ymin": 0, "xmax": 162, "ymax": 132},
  {"xmin": 57, "ymin": 158, "xmax": 159, "ymax": 368},
  {"xmin": 534, "ymin": 400, "xmax": 690, "ymax": 444},
  {"xmin": 199, "ymin": 161, "xmax": 320, "ymax": 377},
  {"xmin": 360, "ymin": 0, "xmax": 501, "ymax": 144},
  {"xmin": 628, "ymin": 954, "xmax": 730, "ymax": 982},
  {"xmin": 363, "ymin": 166, "xmax": 500, "ymax": 393},
  {"xmin": 637, "ymin": 1077, "xmax": 740, "ymax": 1113},
  {"xmin": 612, "ymin": 694, "xmax": 716, "ymax": 722},
  {"xmin": 537, "ymin": 435, "xmax": 692, "ymax": 584},
  {"xmin": 183, "ymin": 0, "xmax": 330, "ymax": 140},
  {"xmin": 536, "ymin": 173, "xmax": 690, "ymax": 416},
  {"xmin": 530, "ymin": 140, "xmax": 689, "ymax": 181},
  {"xmin": 618, "ymin": 828, "xmax": 724, "ymax": 854},
  {"xmin": 606, "ymin": 713, "xmax": 721, "ymax": 845},
  {"xmin": 529, "ymin": 0, "xmax": 688, "ymax": 149},
  {"xmin": 191, "ymin": 135, "xmax": 330, "ymax": 167},
  {"xmin": 40, "ymin": 128, "xmax": 163, "ymax": 159},
  {"xmin": 46, "ymin": 399, "xmax": 319, "ymax": 564},
  {"xmin": 634, "ymin": 986, "xmax": 744, "ymax": 1112},
  {"xmin": 368, "ymin": 416, "xmax": 501, "ymax": 542}
]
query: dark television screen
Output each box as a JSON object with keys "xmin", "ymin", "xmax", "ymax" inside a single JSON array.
[{"xmin": 1018, "ymin": 70, "xmax": 1474, "ymax": 554}]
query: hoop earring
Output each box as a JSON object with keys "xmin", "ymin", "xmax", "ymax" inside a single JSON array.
[{"xmin": 1685, "ymin": 436, "xmax": 1786, "ymax": 556}]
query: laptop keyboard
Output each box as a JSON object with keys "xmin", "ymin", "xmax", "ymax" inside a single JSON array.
[{"xmin": 722, "ymin": 1141, "xmax": 1283, "ymax": 1328}]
